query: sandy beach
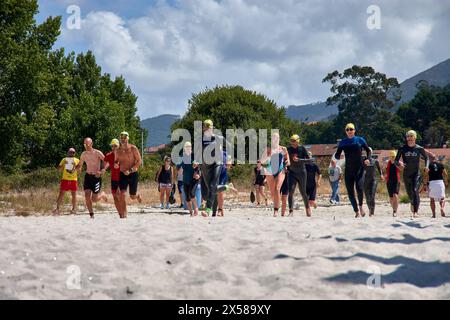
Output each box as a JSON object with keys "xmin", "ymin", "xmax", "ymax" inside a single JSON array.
[{"xmin": 1, "ymin": 198, "xmax": 450, "ymax": 300}]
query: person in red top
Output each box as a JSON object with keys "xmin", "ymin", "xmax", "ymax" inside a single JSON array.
[{"xmin": 104, "ymin": 139, "xmax": 121, "ymax": 215}]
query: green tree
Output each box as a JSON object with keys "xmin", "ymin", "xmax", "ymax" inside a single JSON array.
[
  {"xmin": 172, "ymin": 85, "xmax": 302, "ymax": 153},
  {"xmin": 0, "ymin": 0, "xmax": 146, "ymax": 172},
  {"xmin": 322, "ymin": 65, "xmax": 404, "ymax": 149},
  {"xmin": 424, "ymin": 117, "xmax": 450, "ymax": 147}
]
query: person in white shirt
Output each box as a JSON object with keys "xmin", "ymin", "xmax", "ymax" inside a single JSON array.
[{"xmin": 328, "ymin": 159, "xmax": 342, "ymax": 204}]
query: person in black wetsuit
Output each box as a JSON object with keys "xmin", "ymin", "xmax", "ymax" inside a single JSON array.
[
  {"xmin": 334, "ymin": 123, "xmax": 372, "ymax": 218},
  {"xmin": 305, "ymin": 152, "xmax": 322, "ymax": 211},
  {"xmin": 286, "ymin": 134, "xmax": 312, "ymax": 217},
  {"xmin": 362, "ymin": 148, "xmax": 384, "ymax": 217},
  {"xmin": 200, "ymin": 119, "xmax": 224, "ymax": 217},
  {"xmin": 394, "ymin": 130, "xmax": 429, "ymax": 218},
  {"xmin": 385, "ymin": 150, "xmax": 402, "ymax": 216},
  {"xmin": 280, "ymin": 166, "xmax": 289, "ymax": 216}
]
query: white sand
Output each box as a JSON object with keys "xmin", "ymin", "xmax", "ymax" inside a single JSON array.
[{"xmin": 1, "ymin": 200, "xmax": 450, "ymax": 300}]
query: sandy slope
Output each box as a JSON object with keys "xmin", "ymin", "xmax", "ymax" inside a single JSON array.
[{"xmin": 0, "ymin": 201, "xmax": 450, "ymax": 300}]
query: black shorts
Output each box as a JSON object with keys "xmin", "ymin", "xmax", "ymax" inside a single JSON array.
[
  {"xmin": 306, "ymin": 184, "xmax": 317, "ymax": 201},
  {"xmin": 387, "ymin": 181, "xmax": 400, "ymax": 197},
  {"xmin": 254, "ymin": 178, "xmax": 265, "ymax": 187},
  {"xmin": 111, "ymin": 180, "xmax": 120, "ymax": 194},
  {"xmin": 119, "ymin": 172, "xmax": 139, "ymax": 196},
  {"xmin": 84, "ymin": 173, "xmax": 102, "ymax": 194}
]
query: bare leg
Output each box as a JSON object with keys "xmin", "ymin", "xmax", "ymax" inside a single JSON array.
[
  {"xmin": 165, "ymin": 189, "xmax": 170, "ymax": 207},
  {"xmin": 266, "ymin": 176, "xmax": 276, "ymax": 216},
  {"xmin": 53, "ymin": 190, "xmax": 65, "ymax": 215},
  {"xmin": 113, "ymin": 192, "xmax": 122, "ymax": 217},
  {"xmin": 119, "ymin": 191, "xmax": 127, "ymax": 218},
  {"xmin": 255, "ymin": 185, "xmax": 261, "ymax": 205},
  {"xmin": 273, "ymin": 172, "xmax": 285, "ymax": 216},
  {"xmin": 281, "ymin": 195, "xmax": 287, "ymax": 216},
  {"xmin": 218, "ymin": 192, "xmax": 224, "ymax": 216},
  {"xmin": 260, "ymin": 186, "xmax": 268, "ymax": 206},
  {"xmin": 430, "ymin": 198, "xmax": 436, "ymax": 218},
  {"xmin": 159, "ymin": 189, "xmax": 164, "ymax": 206},
  {"xmin": 192, "ymin": 196, "xmax": 199, "ymax": 216},
  {"xmin": 440, "ymin": 198, "xmax": 446, "ymax": 217},
  {"xmin": 71, "ymin": 191, "xmax": 77, "ymax": 214},
  {"xmin": 186, "ymin": 200, "xmax": 193, "ymax": 216},
  {"xmin": 84, "ymin": 190, "xmax": 94, "ymax": 218}
]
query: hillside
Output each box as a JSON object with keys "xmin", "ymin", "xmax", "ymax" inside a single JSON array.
[
  {"xmin": 140, "ymin": 114, "xmax": 180, "ymax": 147},
  {"xmin": 286, "ymin": 58, "xmax": 450, "ymax": 122}
]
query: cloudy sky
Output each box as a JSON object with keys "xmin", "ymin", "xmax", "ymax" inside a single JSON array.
[{"xmin": 36, "ymin": 0, "xmax": 450, "ymax": 120}]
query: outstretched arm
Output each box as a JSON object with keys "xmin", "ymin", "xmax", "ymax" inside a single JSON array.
[
  {"xmin": 443, "ymin": 169, "xmax": 448, "ymax": 187},
  {"xmin": 76, "ymin": 153, "xmax": 85, "ymax": 172},
  {"xmin": 334, "ymin": 141, "xmax": 343, "ymax": 160},
  {"xmin": 421, "ymin": 148, "xmax": 430, "ymax": 170}
]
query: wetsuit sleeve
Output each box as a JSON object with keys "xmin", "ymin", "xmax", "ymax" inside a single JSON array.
[
  {"xmin": 301, "ymin": 146, "xmax": 310, "ymax": 159},
  {"xmin": 361, "ymin": 137, "xmax": 371, "ymax": 158},
  {"xmin": 334, "ymin": 142, "xmax": 343, "ymax": 160},
  {"xmin": 420, "ymin": 148, "xmax": 430, "ymax": 168},
  {"xmin": 394, "ymin": 147, "xmax": 402, "ymax": 166}
]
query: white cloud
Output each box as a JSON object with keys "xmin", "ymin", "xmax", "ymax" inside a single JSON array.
[{"xmin": 59, "ymin": 0, "xmax": 450, "ymax": 119}]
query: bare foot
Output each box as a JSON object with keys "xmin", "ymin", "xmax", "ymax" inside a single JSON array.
[
  {"xmin": 137, "ymin": 194, "xmax": 142, "ymax": 204},
  {"xmin": 70, "ymin": 209, "xmax": 76, "ymax": 215},
  {"xmin": 52, "ymin": 209, "xmax": 60, "ymax": 216},
  {"xmin": 355, "ymin": 212, "xmax": 361, "ymax": 218},
  {"xmin": 441, "ymin": 210, "xmax": 446, "ymax": 217}
]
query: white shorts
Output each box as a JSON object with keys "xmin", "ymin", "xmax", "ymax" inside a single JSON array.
[
  {"xmin": 428, "ymin": 180, "xmax": 445, "ymax": 199},
  {"xmin": 159, "ymin": 183, "xmax": 172, "ymax": 189}
]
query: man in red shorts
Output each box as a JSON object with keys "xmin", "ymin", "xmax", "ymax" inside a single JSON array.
[
  {"xmin": 104, "ymin": 138, "xmax": 121, "ymax": 215},
  {"xmin": 53, "ymin": 147, "xmax": 80, "ymax": 215}
]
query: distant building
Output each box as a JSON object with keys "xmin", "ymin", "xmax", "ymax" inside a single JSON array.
[
  {"xmin": 144, "ymin": 144, "xmax": 167, "ymax": 154},
  {"xmin": 305, "ymin": 145, "xmax": 450, "ymax": 175}
]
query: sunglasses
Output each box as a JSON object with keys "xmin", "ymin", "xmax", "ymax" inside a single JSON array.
[{"xmin": 346, "ymin": 128, "xmax": 355, "ymax": 132}]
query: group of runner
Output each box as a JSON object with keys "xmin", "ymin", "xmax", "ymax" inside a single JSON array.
[
  {"xmin": 54, "ymin": 132, "xmax": 142, "ymax": 218},
  {"xmin": 53, "ymin": 121, "xmax": 448, "ymax": 219}
]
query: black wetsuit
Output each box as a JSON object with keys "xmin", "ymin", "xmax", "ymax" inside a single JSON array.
[
  {"xmin": 305, "ymin": 163, "xmax": 321, "ymax": 201},
  {"xmin": 287, "ymin": 145, "xmax": 311, "ymax": 210},
  {"xmin": 363, "ymin": 157, "xmax": 382, "ymax": 215},
  {"xmin": 200, "ymin": 133, "xmax": 224, "ymax": 216},
  {"xmin": 394, "ymin": 144, "xmax": 429, "ymax": 212},
  {"xmin": 334, "ymin": 136, "xmax": 371, "ymax": 213}
]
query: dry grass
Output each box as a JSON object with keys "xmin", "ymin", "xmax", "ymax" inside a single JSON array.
[{"xmin": 1, "ymin": 179, "xmax": 445, "ymax": 216}]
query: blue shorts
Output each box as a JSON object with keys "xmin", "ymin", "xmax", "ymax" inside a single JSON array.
[{"xmin": 177, "ymin": 180, "xmax": 183, "ymax": 193}]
